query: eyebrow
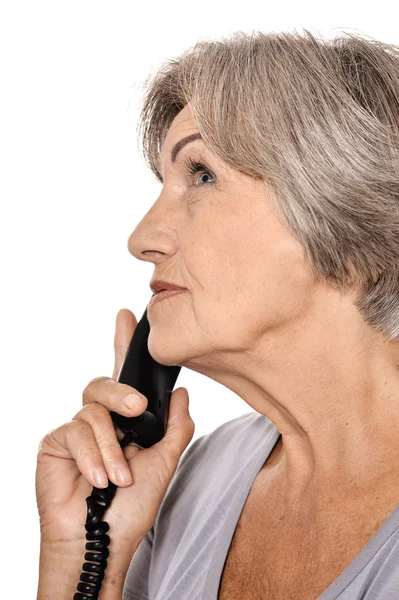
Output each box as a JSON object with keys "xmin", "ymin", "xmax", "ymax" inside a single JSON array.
[
  {"xmin": 157, "ymin": 133, "xmax": 203, "ymax": 182},
  {"xmin": 170, "ymin": 133, "xmax": 202, "ymax": 163},
  {"xmin": 171, "ymin": 132, "xmax": 203, "ymax": 163}
]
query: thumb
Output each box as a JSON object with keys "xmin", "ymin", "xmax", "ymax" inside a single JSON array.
[
  {"xmin": 112, "ymin": 308, "xmax": 138, "ymax": 380},
  {"xmin": 160, "ymin": 387, "xmax": 195, "ymax": 457}
]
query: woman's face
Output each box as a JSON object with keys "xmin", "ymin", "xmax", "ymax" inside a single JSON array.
[{"xmin": 128, "ymin": 104, "xmax": 317, "ymax": 375}]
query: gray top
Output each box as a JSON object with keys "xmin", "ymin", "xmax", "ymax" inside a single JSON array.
[{"xmin": 123, "ymin": 411, "xmax": 399, "ymax": 600}]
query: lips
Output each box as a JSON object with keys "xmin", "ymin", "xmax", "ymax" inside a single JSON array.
[{"xmin": 150, "ymin": 280, "xmax": 185, "ymax": 294}]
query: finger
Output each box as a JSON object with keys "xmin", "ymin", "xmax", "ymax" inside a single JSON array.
[
  {"xmin": 155, "ymin": 387, "xmax": 195, "ymax": 465},
  {"xmin": 113, "ymin": 308, "xmax": 137, "ymax": 380},
  {"xmin": 82, "ymin": 376, "xmax": 148, "ymax": 416},
  {"xmin": 42, "ymin": 420, "xmax": 110, "ymax": 489},
  {"xmin": 73, "ymin": 403, "xmax": 137, "ymax": 487}
]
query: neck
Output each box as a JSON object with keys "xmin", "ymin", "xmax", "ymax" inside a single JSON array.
[{"xmin": 197, "ymin": 290, "xmax": 399, "ymax": 500}]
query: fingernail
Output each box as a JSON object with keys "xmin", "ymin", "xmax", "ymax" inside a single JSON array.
[
  {"xmin": 123, "ymin": 394, "xmax": 143, "ymax": 409},
  {"xmin": 115, "ymin": 465, "xmax": 132, "ymax": 485},
  {"xmin": 93, "ymin": 467, "xmax": 108, "ymax": 488}
]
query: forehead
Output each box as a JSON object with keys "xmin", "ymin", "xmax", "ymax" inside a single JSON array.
[
  {"xmin": 169, "ymin": 103, "xmax": 197, "ymax": 133},
  {"xmin": 160, "ymin": 104, "xmax": 200, "ymax": 159}
]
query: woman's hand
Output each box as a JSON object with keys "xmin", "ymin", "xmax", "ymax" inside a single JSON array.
[{"xmin": 35, "ymin": 308, "xmax": 195, "ymax": 552}]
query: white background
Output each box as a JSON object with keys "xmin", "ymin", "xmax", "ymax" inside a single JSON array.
[{"xmin": 1, "ymin": 0, "xmax": 397, "ymax": 595}]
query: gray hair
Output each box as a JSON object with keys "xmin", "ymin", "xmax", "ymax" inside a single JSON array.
[{"xmin": 136, "ymin": 29, "xmax": 399, "ymax": 341}]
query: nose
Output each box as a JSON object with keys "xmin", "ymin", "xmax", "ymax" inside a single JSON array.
[{"xmin": 127, "ymin": 203, "xmax": 180, "ymax": 264}]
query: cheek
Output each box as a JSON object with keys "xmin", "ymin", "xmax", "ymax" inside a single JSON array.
[
  {"xmin": 249, "ymin": 235, "xmax": 314, "ymax": 327},
  {"xmin": 182, "ymin": 224, "xmax": 231, "ymax": 294},
  {"xmin": 182, "ymin": 210, "xmax": 313, "ymax": 338}
]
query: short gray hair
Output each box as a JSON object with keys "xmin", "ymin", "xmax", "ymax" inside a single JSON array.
[{"xmin": 136, "ymin": 29, "xmax": 399, "ymax": 341}]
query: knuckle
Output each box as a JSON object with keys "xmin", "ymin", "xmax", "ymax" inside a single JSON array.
[
  {"xmin": 76, "ymin": 408, "xmax": 117, "ymax": 450},
  {"xmin": 107, "ymin": 384, "xmax": 123, "ymax": 406},
  {"xmin": 95, "ymin": 420, "xmax": 118, "ymax": 446},
  {"xmin": 96, "ymin": 435, "xmax": 124, "ymax": 468},
  {"xmin": 37, "ymin": 429, "xmax": 55, "ymax": 453},
  {"xmin": 76, "ymin": 402, "xmax": 109, "ymax": 422},
  {"xmin": 97, "ymin": 435, "xmax": 119, "ymax": 456},
  {"xmin": 38, "ymin": 429, "xmax": 53, "ymax": 447},
  {"xmin": 82, "ymin": 402, "xmax": 99, "ymax": 416},
  {"xmin": 67, "ymin": 418, "xmax": 87, "ymax": 439},
  {"xmin": 82, "ymin": 376, "xmax": 109, "ymax": 403},
  {"xmin": 80, "ymin": 442, "xmax": 99, "ymax": 463},
  {"xmin": 66, "ymin": 421, "xmax": 96, "ymax": 460}
]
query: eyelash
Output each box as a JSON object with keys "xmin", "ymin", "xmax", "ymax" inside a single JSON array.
[{"xmin": 182, "ymin": 157, "xmax": 215, "ymax": 186}]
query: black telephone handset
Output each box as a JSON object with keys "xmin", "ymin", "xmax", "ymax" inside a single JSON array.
[
  {"xmin": 110, "ymin": 302, "xmax": 181, "ymax": 448},
  {"xmin": 73, "ymin": 299, "xmax": 182, "ymax": 599}
]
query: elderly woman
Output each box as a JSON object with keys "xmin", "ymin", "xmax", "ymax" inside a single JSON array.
[{"xmin": 36, "ymin": 29, "xmax": 399, "ymax": 600}]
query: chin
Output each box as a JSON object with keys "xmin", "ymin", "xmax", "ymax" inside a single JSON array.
[{"xmin": 147, "ymin": 335, "xmax": 184, "ymax": 367}]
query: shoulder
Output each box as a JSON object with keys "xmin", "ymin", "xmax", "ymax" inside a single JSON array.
[
  {"xmin": 180, "ymin": 410, "xmax": 275, "ymax": 466},
  {"xmin": 155, "ymin": 411, "xmax": 277, "ymax": 516}
]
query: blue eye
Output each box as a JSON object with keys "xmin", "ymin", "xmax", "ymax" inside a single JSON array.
[{"xmin": 183, "ymin": 157, "xmax": 216, "ymax": 186}]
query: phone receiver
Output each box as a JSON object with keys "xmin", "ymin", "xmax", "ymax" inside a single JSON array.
[
  {"xmin": 74, "ymin": 299, "xmax": 182, "ymax": 599},
  {"xmin": 110, "ymin": 299, "xmax": 182, "ymax": 449}
]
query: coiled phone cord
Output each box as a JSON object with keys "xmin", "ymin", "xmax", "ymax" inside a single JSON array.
[
  {"xmin": 72, "ymin": 304, "xmax": 180, "ymax": 598},
  {"xmin": 73, "ymin": 433, "xmax": 134, "ymax": 600}
]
